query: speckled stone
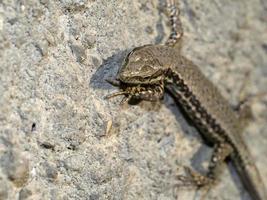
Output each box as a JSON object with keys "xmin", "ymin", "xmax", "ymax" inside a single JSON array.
[{"xmin": 0, "ymin": 0, "xmax": 266, "ymax": 199}]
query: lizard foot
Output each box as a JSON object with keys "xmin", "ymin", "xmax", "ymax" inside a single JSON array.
[{"xmin": 177, "ymin": 166, "xmax": 214, "ymax": 188}]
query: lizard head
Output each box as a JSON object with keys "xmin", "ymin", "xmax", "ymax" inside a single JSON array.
[
  {"xmin": 105, "ymin": 45, "xmax": 172, "ymax": 103},
  {"xmin": 117, "ymin": 45, "xmax": 168, "ymax": 85}
]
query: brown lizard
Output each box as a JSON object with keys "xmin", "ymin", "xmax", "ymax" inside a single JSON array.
[{"xmin": 106, "ymin": 0, "xmax": 267, "ymax": 199}]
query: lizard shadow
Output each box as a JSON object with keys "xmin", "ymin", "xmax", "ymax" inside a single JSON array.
[{"xmin": 89, "ymin": 50, "xmax": 129, "ymax": 90}]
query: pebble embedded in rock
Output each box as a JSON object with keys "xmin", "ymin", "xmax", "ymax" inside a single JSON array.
[
  {"xmin": 18, "ymin": 188, "xmax": 32, "ymax": 200},
  {"xmin": 70, "ymin": 44, "xmax": 87, "ymax": 63},
  {"xmin": 2, "ymin": 150, "xmax": 29, "ymax": 188}
]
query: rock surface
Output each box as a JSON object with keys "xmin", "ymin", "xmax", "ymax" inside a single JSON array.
[{"xmin": 0, "ymin": 0, "xmax": 267, "ymax": 199}]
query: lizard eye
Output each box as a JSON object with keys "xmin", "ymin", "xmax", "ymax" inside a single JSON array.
[{"xmin": 142, "ymin": 65, "xmax": 153, "ymax": 72}]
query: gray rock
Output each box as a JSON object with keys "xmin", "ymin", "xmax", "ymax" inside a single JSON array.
[
  {"xmin": 0, "ymin": 150, "xmax": 29, "ymax": 188},
  {"xmin": 0, "ymin": 179, "xmax": 9, "ymax": 200},
  {"xmin": 44, "ymin": 162, "xmax": 58, "ymax": 181},
  {"xmin": 0, "ymin": 0, "xmax": 266, "ymax": 199}
]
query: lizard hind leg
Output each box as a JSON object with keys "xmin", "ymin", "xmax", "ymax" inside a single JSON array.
[{"xmin": 177, "ymin": 143, "xmax": 233, "ymax": 198}]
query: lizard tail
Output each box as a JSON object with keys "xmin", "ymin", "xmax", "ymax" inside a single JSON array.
[{"xmin": 231, "ymin": 151, "xmax": 267, "ymax": 200}]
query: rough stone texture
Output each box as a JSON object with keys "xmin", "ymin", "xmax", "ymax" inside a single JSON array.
[{"xmin": 0, "ymin": 0, "xmax": 266, "ymax": 200}]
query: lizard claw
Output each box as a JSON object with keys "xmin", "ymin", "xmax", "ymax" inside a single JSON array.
[
  {"xmin": 176, "ymin": 166, "xmax": 198, "ymax": 187},
  {"xmin": 105, "ymin": 78, "xmax": 121, "ymax": 87},
  {"xmin": 176, "ymin": 166, "xmax": 213, "ymax": 188}
]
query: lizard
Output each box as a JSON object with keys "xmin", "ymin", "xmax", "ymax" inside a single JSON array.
[{"xmin": 105, "ymin": 0, "xmax": 267, "ymax": 199}]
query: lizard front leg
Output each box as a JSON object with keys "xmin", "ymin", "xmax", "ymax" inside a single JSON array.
[
  {"xmin": 105, "ymin": 84, "xmax": 164, "ymax": 103},
  {"xmin": 178, "ymin": 143, "xmax": 233, "ymax": 188}
]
